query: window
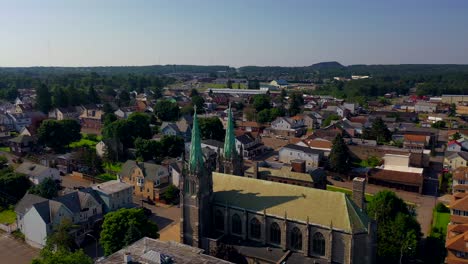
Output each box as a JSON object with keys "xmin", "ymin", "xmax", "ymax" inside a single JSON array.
[
  {"xmin": 290, "ymin": 227, "xmax": 302, "ymax": 250},
  {"xmin": 270, "ymin": 222, "xmax": 281, "ymax": 244},
  {"xmin": 312, "ymin": 232, "xmax": 325, "ymax": 256},
  {"xmin": 232, "ymin": 214, "xmax": 242, "ymax": 234},
  {"xmin": 191, "ymin": 180, "xmax": 196, "ymax": 195},
  {"xmin": 184, "ymin": 179, "xmax": 190, "ymax": 193},
  {"xmin": 215, "ymin": 210, "xmax": 224, "ymax": 231},
  {"xmin": 250, "ymin": 218, "xmax": 261, "ymax": 239}
]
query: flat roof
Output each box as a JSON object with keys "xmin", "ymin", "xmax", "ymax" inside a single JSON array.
[
  {"xmin": 92, "ymin": 180, "xmax": 132, "ymax": 195},
  {"xmin": 377, "ymin": 165, "xmax": 424, "ymax": 174}
]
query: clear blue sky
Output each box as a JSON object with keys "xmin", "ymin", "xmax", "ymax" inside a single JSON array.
[{"xmin": 1, "ymin": 0, "xmax": 468, "ymax": 67}]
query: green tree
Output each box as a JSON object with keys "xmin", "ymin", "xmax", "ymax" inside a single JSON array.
[
  {"xmin": 363, "ymin": 117, "xmax": 392, "ymax": 144},
  {"xmin": 289, "ymin": 92, "xmax": 304, "ymax": 116},
  {"xmin": 211, "ymin": 243, "xmax": 247, "ymax": 264},
  {"xmin": 38, "ymin": 120, "xmax": 81, "ymax": 150},
  {"xmin": 160, "ymin": 135, "xmax": 184, "ymax": 158},
  {"xmin": 199, "ymin": 117, "xmax": 225, "ymax": 141},
  {"xmin": 32, "ymin": 249, "xmax": 92, "ymax": 264},
  {"xmin": 322, "ymin": 114, "xmax": 340, "ymax": 127},
  {"xmin": 257, "ymin": 109, "xmax": 271, "ymax": 123},
  {"xmin": 162, "ymin": 184, "xmax": 179, "ymax": 204},
  {"xmin": 118, "ymin": 90, "xmax": 131, "ymax": 106},
  {"xmin": 100, "ymin": 208, "xmax": 159, "ymax": 256},
  {"xmin": 36, "ymin": 84, "xmax": 52, "ymax": 113},
  {"xmin": 128, "ymin": 112, "xmax": 152, "ymax": 140},
  {"xmin": 227, "ymin": 79, "xmax": 233, "ymax": 89},
  {"xmin": 88, "ymin": 85, "xmax": 100, "ymax": 104},
  {"xmin": 448, "ymin": 103, "xmax": 456, "ymax": 117},
  {"xmin": 43, "ymin": 219, "xmax": 77, "ymax": 252},
  {"xmin": 452, "ymin": 132, "xmax": 462, "ymax": 141},
  {"xmin": 60, "ymin": 119, "xmax": 82, "ymax": 144},
  {"xmin": 328, "ymin": 134, "xmax": 350, "ymax": 174},
  {"xmin": 134, "ymin": 137, "xmax": 158, "ymax": 161},
  {"xmin": 102, "ymin": 102, "xmax": 114, "ymax": 114},
  {"xmin": 0, "ymin": 170, "xmax": 31, "ymax": 205},
  {"xmin": 252, "ymin": 94, "xmax": 271, "ymax": 112},
  {"xmin": 103, "ymin": 113, "xmax": 118, "ymax": 126},
  {"xmin": 53, "ymin": 87, "xmax": 68, "ymax": 108},
  {"xmin": 29, "ymin": 177, "xmax": 59, "ymax": 199},
  {"xmin": 431, "ymin": 120, "xmax": 446, "ymax": 129},
  {"xmin": 190, "ymin": 88, "xmax": 199, "ymax": 97},
  {"xmin": 367, "ymin": 190, "xmax": 421, "ymax": 263},
  {"xmin": 104, "ymin": 86, "xmax": 117, "ymax": 97},
  {"xmin": 0, "ymin": 155, "xmax": 8, "ymax": 168},
  {"xmin": 154, "ymin": 100, "xmax": 180, "ymax": 121},
  {"xmin": 191, "ymin": 95, "xmax": 205, "ymax": 112}
]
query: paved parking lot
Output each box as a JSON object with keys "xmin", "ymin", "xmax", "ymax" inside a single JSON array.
[{"xmin": 0, "ymin": 232, "xmax": 39, "ymax": 264}]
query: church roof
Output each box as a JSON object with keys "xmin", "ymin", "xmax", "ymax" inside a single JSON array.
[
  {"xmin": 223, "ymin": 105, "xmax": 237, "ymax": 159},
  {"xmin": 212, "ymin": 172, "xmax": 369, "ymax": 234},
  {"xmin": 189, "ymin": 108, "xmax": 204, "ymax": 173}
]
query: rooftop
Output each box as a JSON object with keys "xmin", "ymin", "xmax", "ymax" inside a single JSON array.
[
  {"xmin": 92, "ymin": 180, "xmax": 132, "ymax": 195},
  {"xmin": 97, "ymin": 237, "xmax": 231, "ymax": 264},
  {"xmin": 245, "ymin": 166, "xmax": 313, "ymax": 183},
  {"xmin": 212, "ymin": 172, "xmax": 369, "ymax": 234}
]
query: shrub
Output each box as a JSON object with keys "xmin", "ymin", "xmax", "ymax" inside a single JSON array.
[{"xmin": 435, "ymin": 202, "xmax": 449, "ymax": 213}]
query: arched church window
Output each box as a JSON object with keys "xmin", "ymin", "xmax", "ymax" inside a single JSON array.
[
  {"xmin": 250, "ymin": 218, "xmax": 261, "ymax": 239},
  {"xmin": 270, "ymin": 222, "xmax": 281, "ymax": 244},
  {"xmin": 215, "ymin": 210, "xmax": 224, "ymax": 231},
  {"xmin": 290, "ymin": 227, "xmax": 302, "ymax": 250},
  {"xmin": 190, "ymin": 180, "xmax": 196, "ymax": 194},
  {"xmin": 312, "ymin": 232, "xmax": 325, "ymax": 256},
  {"xmin": 184, "ymin": 179, "xmax": 190, "ymax": 193},
  {"xmin": 232, "ymin": 214, "xmax": 242, "ymax": 234}
]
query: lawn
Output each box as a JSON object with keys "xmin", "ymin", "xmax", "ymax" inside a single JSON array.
[
  {"xmin": 326, "ymin": 185, "xmax": 374, "ymax": 202},
  {"xmin": 69, "ymin": 134, "xmax": 102, "ymax": 149},
  {"xmin": 432, "ymin": 211, "xmax": 450, "ymax": 235},
  {"xmin": 104, "ymin": 162, "xmax": 122, "ymax": 173},
  {"xmin": 0, "ymin": 209, "xmax": 16, "ymax": 225},
  {"xmin": 0, "ymin": 146, "xmax": 10, "ymax": 152},
  {"xmin": 97, "ymin": 173, "xmax": 117, "ymax": 182}
]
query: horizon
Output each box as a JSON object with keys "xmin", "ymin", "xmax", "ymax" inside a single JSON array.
[{"xmin": 1, "ymin": 0, "xmax": 468, "ymax": 67}]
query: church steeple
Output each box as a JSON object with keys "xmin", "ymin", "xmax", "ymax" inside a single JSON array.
[
  {"xmin": 223, "ymin": 104, "xmax": 237, "ymax": 159},
  {"xmin": 188, "ymin": 107, "xmax": 203, "ymax": 173}
]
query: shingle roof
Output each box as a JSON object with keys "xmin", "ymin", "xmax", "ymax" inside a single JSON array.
[
  {"xmin": 119, "ymin": 160, "xmax": 164, "ymax": 181},
  {"xmin": 15, "ymin": 162, "xmax": 51, "ymax": 177},
  {"xmin": 14, "ymin": 193, "xmax": 48, "ymax": 215},
  {"xmin": 8, "ymin": 134, "xmax": 33, "ymax": 144},
  {"xmin": 368, "ymin": 168, "xmax": 423, "ymax": 186},
  {"xmin": 281, "ymin": 144, "xmax": 324, "ymax": 155},
  {"xmin": 236, "ymin": 133, "xmax": 255, "ymax": 145},
  {"xmin": 454, "ymin": 167, "xmax": 468, "ymax": 181},
  {"xmin": 212, "ymin": 172, "xmax": 369, "ymax": 234}
]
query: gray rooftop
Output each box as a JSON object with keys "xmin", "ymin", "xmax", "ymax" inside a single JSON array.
[{"xmin": 91, "ymin": 180, "xmax": 132, "ymax": 195}]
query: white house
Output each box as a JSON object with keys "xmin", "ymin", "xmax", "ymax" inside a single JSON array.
[
  {"xmin": 270, "ymin": 116, "xmax": 306, "ymax": 137},
  {"xmin": 15, "ymin": 162, "xmax": 60, "ymax": 185},
  {"xmin": 278, "ymin": 144, "xmax": 323, "ymax": 171},
  {"xmin": 6, "ymin": 112, "xmax": 31, "ymax": 132},
  {"xmin": 415, "ymin": 101, "xmax": 437, "ymax": 113},
  {"xmin": 90, "ymin": 180, "xmax": 133, "ymax": 213}
]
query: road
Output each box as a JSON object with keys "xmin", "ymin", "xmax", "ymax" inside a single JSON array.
[{"xmin": 0, "ymin": 232, "xmax": 39, "ymax": 264}]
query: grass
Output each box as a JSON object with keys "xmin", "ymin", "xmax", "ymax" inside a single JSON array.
[
  {"xmin": 69, "ymin": 133, "xmax": 102, "ymax": 149},
  {"xmin": 432, "ymin": 210, "xmax": 450, "ymax": 235},
  {"xmin": 0, "ymin": 209, "xmax": 16, "ymax": 225},
  {"xmin": 326, "ymin": 185, "xmax": 374, "ymax": 202},
  {"xmin": 97, "ymin": 173, "xmax": 117, "ymax": 182},
  {"xmin": 104, "ymin": 162, "xmax": 122, "ymax": 173},
  {"xmin": 0, "ymin": 146, "xmax": 10, "ymax": 152}
]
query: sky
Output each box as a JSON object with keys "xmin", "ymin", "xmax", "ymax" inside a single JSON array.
[{"xmin": 1, "ymin": 0, "xmax": 468, "ymax": 67}]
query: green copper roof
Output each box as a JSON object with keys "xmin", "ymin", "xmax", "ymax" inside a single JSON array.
[
  {"xmin": 189, "ymin": 108, "xmax": 204, "ymax": 173},
  {"xmin": 223, "ymin": 105, "xmax": 237, "ymax": 159}
]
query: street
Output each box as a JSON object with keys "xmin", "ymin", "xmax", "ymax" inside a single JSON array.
[{"xmin": 0, "ymin": 232, "xmax": 39, "ymax": 264}]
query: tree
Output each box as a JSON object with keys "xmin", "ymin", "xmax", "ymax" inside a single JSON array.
[
  {"xmin": 102, "ymin": 102, "xmax": 114, "ymax": 114},
  {"xmin": 36, "ymin": 84, "xmax": 52, "ymax": 113},
  {"xmin": 448, "ymin": 103, "xmax": 456, "ymax": 117},
  {"xmin": 367, "ymin": 190, "xmax": 421, "ymax": 263},
  {"xmin": 53, "ymin": 87, "xmax": 68, "ymax": 108},
  {"xmin": 160, "ymin": 135, "xmax": 184, "ymax": 158},
  {"xmin": 199, "ymin": 117, "xmax": 225, "ymax": 141},
  {"xmin": 128, "ymin": 112, "xmax": 152, "ymax": 140},
  {"xmin": 162, "ymin": 185, "xmax": 179, "ymax": 204},
  {"xmin": 118, "ymin": 90, "xmax": 131, "ymax": 106},
  {"xmin": 227, "ymin": 79, "xmax": 233, "ymax": 89},
  {"xmin": 103, "ymin": 86, "xmax": 117, "ymax": 97},
  {"xmin": 44, "ymin": 219, "xmax": 77, "ymax": 252},
  {"xmin": 190, "ymin": 88, "xmax": 199, "ymax": 97},
  {"xmin": 363, "ymin": 117, "xmax": 392, "ymax": 144},
  {"xmin": 32, "ymin": 249, "xmax": 92, "ymax": 264},
  {"xmin": 431, "ymin": 120, "xmax": 446, "ymax": 129},
  {"xmin": 211, "ymin": 243, "xmax": 247, "ymax": 264},
  {"xmin": 452, "ymin": 132, "xmax": 462, "ymax": 140},
  {"xmin": 0, "ymin": 170, "xmax": 31, "ymax": 205},
  {"xmin": 38, "ymin": 119, "xmax": 81, "ymax": 150},
  {"xmin": 322, "ymin": 114, "xmax": 340, "ymax": 127},
  {"xmin": 252, "ymin": 94, "xmax": 271, "ymax": 112},
  {"xmin": 103, "ymin": 113, "xmax": 118, "ymax": 126},
  {"xmin": 134, "ymin": 137, "xmax": 158, "ymax": 161},
  {"xmin": 257, "ymin": 109, "xmax": 271, "ymax": 123},
  {"xmin": 281, "ymin": 88, "xmax": 287, "ymax": 98},
  {"xmin": 191, "ymin": 95, "xmax": 205, "ymax": 112},
  {"xmin": 29, "ymin": 177, "xmax": 59, "ymax": 199},
  {"xmin": 247, "ymin": 79, "xmax": 260, "ymax": 89},
  {"xmin": 60, "ymin": 119, "xmax": 82, "ymax": 144},
  {"xmin": 100, "ymin": 208, "xmax": 159, "ymax": 256},
  {"xmin": 328, "ymin": 134, "xmax": 350, "ymax": 174},
  {"xmin": 88, "ymin": 85, "xmax": 100, "ymax": 103},
  {"xmin": 154, "ymin": 100, "xmax": 180, "ymax": 121},
  {"xmin": 0, "ymin": 155, "xmax": 8, "ymax": 168},
  {"xmin": 289, "ymin": 92, "xmax": 304, "ymax": 116}
]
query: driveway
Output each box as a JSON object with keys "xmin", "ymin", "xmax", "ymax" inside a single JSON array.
[{"xmin": 0, "ymin": 232, "xmax": 39, "ymax": 264}]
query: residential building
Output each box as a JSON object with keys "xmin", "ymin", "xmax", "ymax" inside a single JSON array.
[
  {"xmin": 448, "ymin": 140, "xmax": 464, "ymax": 152},
  {"xmin": 90, "ymin": 180, "xmax": 133, "ymax": 213},
  {"xmin": 278, "ymin": 144, "xmax": 323, "ymax": 171},
  {"xmin": 269, "ymin": 79, "xmax": 289, "ymax": 88},
  {"xmin": 48, "ymin": 107, "xmax": 80, "ymax": 121},
  {"xmin": 235, "ymin": 132, "xmax": 264, "ymax": 159},
  {"xmin": 446, "ymin": 223, "xmax": 468, "ymax": 264},
  {"xmin": 79, "ymin": 104, "xmax": 103, "ymax": 131},
  {"xmin": 8, "ymin": 134, "xmax": 34, "ymax": 156},
  {"xmin": 415, "ymin": 101, "xmax": 437, "ymax": 113},
  {"xmin": 6, "ymin": 112, "xmax": 31, "ymax": 132},
  {"xmin": 15, "ymin": 162, "xmax": 60, "ymax": 185},
  {"xmin": 96, "ymin": 237, "xmax": 231, "ymax": 264},
  {"xmin": 113, "ymin": 107, "xmax": 135, "ymax": 119},
  {"xmin": 119, "ymin": 160, "xmax": 170, "ymax": 202},
  {"xmin": 298, "ymin": 139, "xmax": 332, "ymax": 156},
  {"xmin": 0, "ymin": 125, "xmax": 11, "ymax": 141},
  {"xmin": 236, "ymin": 121, "xmax": 264, "ymax": 133},
  {"xmin": 403, "ymin": 134, "xmax": 430, "ymax": 150},
  {"xmin": 270, "ymin": 116, "xmax": 307, "ymax": 137},
  {"xmin": 445, "ymin": 152, "xmax": 468, "ymax": 171},
  {"xmin": 452, "ymin": 167, "xmax": 468, "ymax": 194}
]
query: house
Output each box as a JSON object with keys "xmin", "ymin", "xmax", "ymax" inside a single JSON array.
[
  {"xmin": 367, "ymin": 154, "xmax": 424, "ymax": 193},
  {"xmin": 119, "ymin": 160, "xmax": 170, "ymax": 202},
  {"xmin": 235, "ymin": 132, "xmax": 264, "ymax": 159},
  {"xmin": 446, "ymin": 223, "xmax": 468, "ymax": 264},
  {"xmin": 113, "ymin": 107, "xmax": 135, "ymax": 119},
  {"xmin": 278, "ymin": 144, "xmax": 323, "ymax": 171},
  {"xmin": 0, "ymin": 113, "xmax": 13, "ymax": 130},
  {"xmin": 8, "ymin": 135, "xmax": 34, "ymax": 156},
  {"xmin": 15, "ymin": 190, "xmax": 103, "ymax": 248},
  {"xmin": 48, "ymin": 107, "xmax": 80, "ymax": 121},
  {"xmin": 445, "ymin": 152, "xmax": 468, "ymax": 171},
  {"xmin": 448, "ymin": 141, "xmax": 463, "ymax": 152},
  {"xmin": 96, "ymin": 238, "xmax": 231, "ymax": 264},
  {"xmin": 0, "ymin": 125, "xmax": 11, "ymax": 141},
  {"xmin": 343, "ymin": 102, "xmax": 358, "ymax": 114},
  {"xmin": 452, "ymin": 167, "xmax": 468, "ymax": 194},
  {"xmin": 90, "ymin": 180, "xmax": 133, "ymax": 213},
  {"xmin": 6, "ymin": 112, "xmax": 32, "ymax": 132},
  {"xmin": 298, "ymin": 139, "xmax": 332, "ymax": 156},
  {"xmin": 414, "ymin": 101, "xmax": 437, "ymax": 113},
  {"xmin": 269, "ymin": 79, "xmax": 288, "ymax": 88},
  {"xmin": 403, "ymin": 134, "xmax": 430, "ymax": 150},
  {"xmin": 236, "ymin": 121, "xmax": 263, "ymax": 133},
  {"xmin": 15, "ymin": 162, "xmax": 60, "ymax": 185},
  {"xmin": 79, "ymin": 104, "xmax": 103, "ymax": 131},
  {"xmin": 270, "ymin": 116, "xmax": 307, "ymax": 137}
]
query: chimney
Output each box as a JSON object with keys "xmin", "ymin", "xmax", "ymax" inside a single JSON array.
[
  {"xmin": 352, "ymin": 177, "xmax": 366, "ymax": 210},
  {"xmin": 124, "ymin": 252, "xmax": 132, "ymax": 263},
  {"xmin": 252, "ymin": 162, "xmax": 259, "ymax": 179}
]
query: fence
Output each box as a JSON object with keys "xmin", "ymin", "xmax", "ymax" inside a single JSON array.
[{"xmin": 0, "ymin": 222, "xmax": 17, "ymax": 233}]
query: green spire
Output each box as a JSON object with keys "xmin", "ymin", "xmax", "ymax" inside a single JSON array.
[
  {"xmin": 189, "ymin": 107, "xmax": 204, "ymax": 173},
  {"xmin": 223, "ymin": 104, "xmax": 237, "ymax": 159}
]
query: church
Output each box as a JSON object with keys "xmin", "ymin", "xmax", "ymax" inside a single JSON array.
[{"xmin": 179, "ymin": 107, "xmax": 376, "ymax": 264}]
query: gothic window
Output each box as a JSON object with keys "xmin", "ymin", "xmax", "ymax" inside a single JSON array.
[
  {"xmin": 232, "ymin": 214, "xmax": 242, "ymax": 234},
  {"xmin": 290, "ymin": 227, "xmax": 302, "ymax": 250},
  {"xmin": 270, "ymin": 222, "xmax": 281, "ymax": 244},
  {"xmin": 312, "ymin": 232, "xmax": 325, "ymax": 256},
  {"xmin": 215, "ymin": 210, "xmax": 224, "ymax": 231},
  {"xmin": 190, "ymin": 180, "xmax": 196, "ymax": 194},
  {"xmin": 250, "ymin": 218, "xmax": 261, "ymax": 239}
]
